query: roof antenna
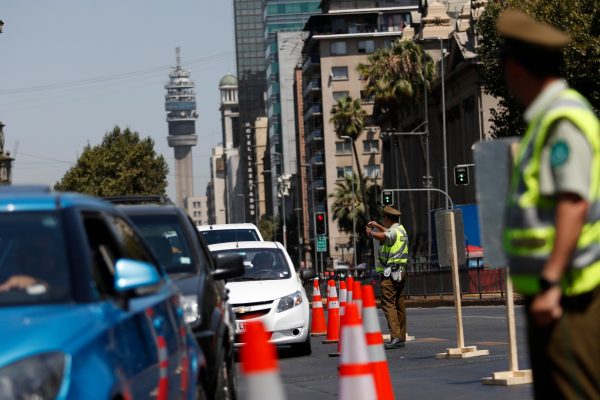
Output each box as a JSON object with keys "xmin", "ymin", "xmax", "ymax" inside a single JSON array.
[{"xmin": 175, "ymin": 47, "xmax": 181, "ymax": 69}]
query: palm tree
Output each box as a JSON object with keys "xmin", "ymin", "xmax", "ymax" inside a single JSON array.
[
  {"xmin": 330, "ymin": 173, "xmax": 381, "ymax": 264},
  {"xmin": 357, "ymin": 39, "xmax": 434, "ymax": 237},
  {"xmin": 329, "ymin": 96, "xmax": 371, "ymax": 222}
]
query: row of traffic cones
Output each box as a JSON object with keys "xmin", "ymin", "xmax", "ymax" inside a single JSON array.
[{"xmin": 240, "ymin": 279, "xmax": 394, "ymax": 400}]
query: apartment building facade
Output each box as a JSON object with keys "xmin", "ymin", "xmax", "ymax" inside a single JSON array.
[{"xmin": 300, "ymin": 0, "xmax": 420, "ymax": 266}]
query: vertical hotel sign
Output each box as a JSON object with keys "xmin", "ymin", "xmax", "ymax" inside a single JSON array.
[{"xmin": 245, "ymin": 122, "xmax": 256, "ymax": 218}]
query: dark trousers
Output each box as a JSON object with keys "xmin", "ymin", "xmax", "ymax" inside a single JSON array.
[
  {"xmin": 380, "ymin": 277, "xmax": 406, "ymax": 340},
  {"xmin": 525, "ymin": 286, "xmax": 600, "ymax": 400}
]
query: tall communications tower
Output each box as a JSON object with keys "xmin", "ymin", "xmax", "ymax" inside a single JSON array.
[{"xmin": 165, "ymin": 47, "xmax": 198, "ymax": 206}]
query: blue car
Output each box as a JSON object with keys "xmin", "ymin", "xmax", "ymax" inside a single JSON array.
[{"xmin": 0, "ymin": 187, "xmax": 204, "ymax": 399}]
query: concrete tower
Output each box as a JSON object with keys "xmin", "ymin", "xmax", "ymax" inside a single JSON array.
[{"xmin": 165, "ymin": 47, "xmax": 198, "ymax": 206}]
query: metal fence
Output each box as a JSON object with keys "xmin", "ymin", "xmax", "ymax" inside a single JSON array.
[{"xmin": 310, "ymin": 265, "xmax": 507, "ymax": 301}]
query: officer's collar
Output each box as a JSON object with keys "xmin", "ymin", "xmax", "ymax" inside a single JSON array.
[{"xmin": 524, "ymin": 79, "xmax": 568, "ymax": 122}]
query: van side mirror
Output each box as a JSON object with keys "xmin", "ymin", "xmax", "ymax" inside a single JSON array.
[
  {"xmin": 212, "ymin": 253, "xmax": 244, "ymax": 280},
  {"xmin": 299, "ymin": 268, "xmax": 316, "ymax": 281}
]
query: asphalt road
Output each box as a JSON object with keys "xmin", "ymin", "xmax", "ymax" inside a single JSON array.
[{"xmin": 236, "ymin": 305, "xmax": 534, "ymax": 399}]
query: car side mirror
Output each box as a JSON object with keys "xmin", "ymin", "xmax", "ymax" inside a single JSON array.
[
  {"xmin": 114, "ymin": 258, "xmax": 161, "ymax": 310},
  {"xmin": 299, "ymin": 268, "xmax": 316, "ymax": 281},
  {"xmin": 212, "ymin": 253, "xmax": 244, "ymax": 280}
]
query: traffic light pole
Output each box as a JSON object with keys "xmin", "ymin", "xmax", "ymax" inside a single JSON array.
[{"xmin": 381, "ymin": 188, "xmax": 454, "ymax": 210}]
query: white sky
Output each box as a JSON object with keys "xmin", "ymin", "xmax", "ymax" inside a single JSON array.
[{"xmin": 0, "ymin": 1, "xmax": 236, "ymax": 199}]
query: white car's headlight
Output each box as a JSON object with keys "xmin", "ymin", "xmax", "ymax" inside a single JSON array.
[
  {"xmin": 181, "ymin": 294, "xmax": 200, "ymax": 325},
  {"xmin": 277, "ymin": 290, "xmax": 303, "ymax": 313},
  {"xmin": 0, "ymin": 352, "xmax": 68, "ymax": 400}
]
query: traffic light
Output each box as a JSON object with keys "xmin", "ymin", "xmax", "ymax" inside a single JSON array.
[
  {"xmin": 382, "ymin": 190, "xmax": 393, "ymax": 206},
  {"xmin": 454, "ymin": 165, "xmax": 469, "ymax": 186},
  {"xmin": 315, "ymin": 212, "xmax": 327, "ymax": 236}
]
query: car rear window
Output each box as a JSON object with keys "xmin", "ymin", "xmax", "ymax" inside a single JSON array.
[
  {"xmin": 199, "ymin": 229, "xmax": 260, "ymax": 245},
  {"xmin": 0, "ymin": 212, "xmax": 72, "ymax": 305},
  {"xmin": 213, "ymin": 248, "xmax": 290, "ymax": 281},
  {"xmin": 127, "ymin": 214, "xmax": 196, "ymax": 274}
]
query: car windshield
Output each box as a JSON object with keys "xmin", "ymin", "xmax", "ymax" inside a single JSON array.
[
  {"xmin": 0, "ymin": 212, "xmax": 71, "ymax": 305},
  {"xmin": 200, "ymin": 229, "xmax": 260, "ymax": 245},
  {"xmin": 127, "ymin": 214, "xmax": 196, "ymax": 274},
  {"xmin": 215, "ymin": 248, "xmax": 291, "ymax": 281}
]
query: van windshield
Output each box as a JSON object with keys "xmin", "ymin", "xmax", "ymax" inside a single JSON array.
[{"xmin": 200, "ymin": 229, "xmax": 260, "ymax": 245}]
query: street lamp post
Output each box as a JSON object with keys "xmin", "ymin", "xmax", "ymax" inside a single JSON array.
[{"xmin": 340, "ymin": 135, "xmax": 357, "ymax": 268}]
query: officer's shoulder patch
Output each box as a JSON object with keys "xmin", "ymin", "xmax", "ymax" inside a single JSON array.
[{"xmin": 550, "ymin": 140, "xmax": 570, "ymax": 168}]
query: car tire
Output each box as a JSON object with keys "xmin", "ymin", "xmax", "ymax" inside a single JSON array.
[
  {"xmin": 196, "ymin": 385, "xmax": 208, "ymax": 400},
  {"xmin": 215, "ymin": 353, "xmax": 236, "ymax": 400},
  {"xmin": 291, "ymin": 335, "xmax": 312, "ymax": 356}
]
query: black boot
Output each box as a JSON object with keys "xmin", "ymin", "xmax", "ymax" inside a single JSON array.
[{"xmin": 384, "ymin": 338, "xmax": 405, "ymax": 349}]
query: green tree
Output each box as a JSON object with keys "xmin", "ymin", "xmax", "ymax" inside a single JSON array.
[
  {"xmin": 55, "ymin": 126, "xmax": 168, "ymax": 196},
  {"xmin": 329, "ymin": 173, "xmax": 381, "ymax": 264},
  {"xmin": 329, "ymin": 96, "xmax": 371, "ymax": 221},
  {"xmin": 478, "ymin": 0, "xmax": 600, "ymax": 137},
  {"xmin": 358, "ymin": 40, "xmax": 434, "ymax": 233},
  {"xmin": 258, "ymin": 216, "xmax": 278, "ymax": 241}
]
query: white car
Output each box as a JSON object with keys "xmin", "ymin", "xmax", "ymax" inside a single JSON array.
[
  {"xmin": 197, "ymin": 223, "xmax": 263, "ymax": 245},
  {"xmin": 207, "ymin": 241, "xmax": 314, "ymax": 356}
]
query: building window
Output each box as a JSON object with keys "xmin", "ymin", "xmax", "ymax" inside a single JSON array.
[
  {"xmin": 358, "ymin": 40, "xmax": 375, "ymax": 54},
  {"xmin": 364, "ymin": 164, "xmax": 381, "ymax": 179},
  {"xmin": 330, "ymin": 41, "xmax": 347, "ymax": 55},
  {"xmin": 336, "ymin": 141, "xmax": 352, "ymax": 154},
  {"xmin": 333, "ymin": 91, "xmax": 350, "ymax": 103},
  {"xmin": 360, "ymin": 90, "xmax": 375, "ymax": 103},
  {"xmin": 331, "ymin": 66, "xmax": 348, "ymax": 81},
  {"xmin": 336, "ymin": 166, "xmax": 353, "ymax": 179},
  {"xmin": 363, "ymin": 139, "xmax": 379, "ymax": 153}
]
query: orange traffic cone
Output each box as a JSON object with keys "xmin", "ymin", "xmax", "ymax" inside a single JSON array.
[
  {"xmin": 346, "ymin": 276, "xmax": 354, "ymax": 303},
  {"xmin": 323, "ymin": 280, "xmax": 340, "ymax": 344},
  {"xmin": 328, "ymin": 280, "xmax": 347, "ymax": 356},
  {"xmin": 311, "ymin": 277, "xmax": 327, "ymax": 336},
  {"xmin": 353, "ymin": 281, "xmax": 363, "ymax": 319},
  {"xmin": 362, "ymin": 285, "xmax": 395, "ymax": 400},
  {"xmin": 339, "ymin": 280, "xmax": 347, "ymax": 317},
  {"xmin": 338, "ymin": 303, "xmax": 377, "ymax": 400},
  {"xmin": 240, "ymin": 320, "xmax": 285, "ymax": 400}
]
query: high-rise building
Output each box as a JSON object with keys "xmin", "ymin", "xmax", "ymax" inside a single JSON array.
[
  {"xmin": 165, "ymin": 47, "xmax": 198, "ymax": 207},
  {"xmin": 301, "ymin": 0, "xmax": 419, "ymax": 264},
  {"xmin": 233, "ymin": 0, "xmax": 267, "ymax": 221},
  {"xmin": 264, "ymin": 1, "xmax": 320, "ymax": 215}
]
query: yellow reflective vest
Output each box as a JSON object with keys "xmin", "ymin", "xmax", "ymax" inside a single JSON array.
[
  {"xmin": 376, "ymin": 224, "xmax": 408, "ymax": 273},
  {"xmin": 504, "ymin": 88, "xmax": 600, "ymax": 296}
]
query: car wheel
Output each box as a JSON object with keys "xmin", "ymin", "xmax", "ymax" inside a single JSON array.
[
  {"xmin": 215, "ymin": 354, "xmax": 236, "ymax": 400},
  {"xmin": 196, "ymin": 385, "xmax": 208, "ymax": 400},
  {"xmin": 291, "ymin": 335, "xmax": 312, "ymax": 356}
]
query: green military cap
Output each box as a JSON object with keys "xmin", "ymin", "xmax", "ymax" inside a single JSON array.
[
  {"xmin": 383, "ymin": 205, "xmax": 401, "ymax": 217},
  {"xmin": 496, "ymin": 9, "xmax": 570, "ymax": 49}
]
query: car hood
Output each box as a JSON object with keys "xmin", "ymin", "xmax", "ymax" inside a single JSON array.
[
  {"xmin": 168, "ymin": 272, "xmax": 200, "ymax": 296},
  {"xmin": 226, "ymin": 278, "xmax": 300, "ymax": 304},
  {"xmin": 0, "ymin": 304, "xmax": 106, "ymax": 366}
]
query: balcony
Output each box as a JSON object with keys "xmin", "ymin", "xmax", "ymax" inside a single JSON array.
[
  {"xmin": 302, "ymin": 79, "xmax": 321, "ymax": 98},
  {"xmin": 312, "ymin": 179, "xmax": 326, "ymax": 191},
  {"xmin": 303, "ymin": 104, "xmax": 322, "ymax": 121},
  {"xmin": 306, "ymin": 129, "xmax": 323, "ymax": 143},
  {"xmin": 302, "ymin": 54, "xmax": 320, "ymax": 73},
  {"xmin": 309, "ymin": 152, "xmax": 325, "ymax": 165}
]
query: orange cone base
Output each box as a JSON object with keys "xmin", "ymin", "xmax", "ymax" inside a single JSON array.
[
  {"xmin": 322, "ymin": 339, "xmax": 338, "ymax": 344},
  {"xmin": 311, "ymin": 332, "xmax": 326, "ymax": 337},
  {"xmin": 328, "ymin": 351, "xmax": 340, "ymax": 357},
  {"xmin": 372, "ymin": 361, "xmax": 395, "ymax": 400}
]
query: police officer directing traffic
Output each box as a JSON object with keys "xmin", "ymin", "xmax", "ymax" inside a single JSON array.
[
  {"xmin": 366, "ymin": 205, "xmax": 408, "ymax": 350},
  {"xmin": 498, "ymin": 9, "xmax": 600, "ymax": 399}
]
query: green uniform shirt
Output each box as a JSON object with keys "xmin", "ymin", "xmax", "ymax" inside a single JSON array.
[{"xmin": 539, "ymin": 120, "xmax": 592, "ymax": 200}]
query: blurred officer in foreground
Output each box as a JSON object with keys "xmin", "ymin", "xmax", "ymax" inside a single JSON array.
[
  {"xmin": 498, "ymin": 9, "xmax": 600, "ymax": 399},
  {"xmin": 366, "ymin": 205, "xmax": 408, "ymax": 349}
]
